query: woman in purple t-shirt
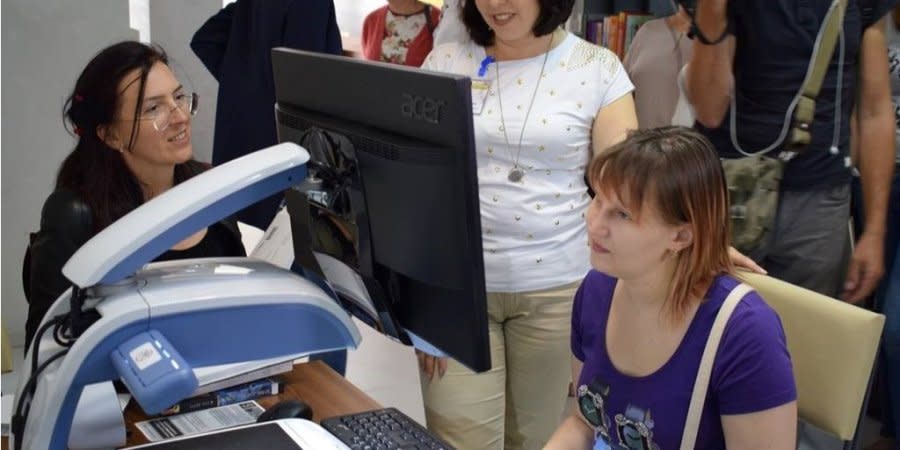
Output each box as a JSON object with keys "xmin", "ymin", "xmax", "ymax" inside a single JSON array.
[{"xmin": 546, "ymin": 127, "xmax": 797, "ymax": 449}]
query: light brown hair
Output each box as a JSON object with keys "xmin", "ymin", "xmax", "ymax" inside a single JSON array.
[{"xmin": 587, "ymin": 126, "xmax": 734, "ymax": 321}]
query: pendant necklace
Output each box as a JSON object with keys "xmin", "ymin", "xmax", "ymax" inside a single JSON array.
[{"xmin": 495, "ymin": 32, "xmax": 555, "ymax": 183}]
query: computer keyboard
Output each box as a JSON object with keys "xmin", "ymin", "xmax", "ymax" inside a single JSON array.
[{"xmin": 321, "ymin": 407, "xmax": 454, "ymax": 450}]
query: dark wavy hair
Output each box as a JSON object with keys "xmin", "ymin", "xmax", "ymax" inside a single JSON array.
[
  {"xmin": 57, "ymin": 41, "xmax": 204, "ymax": 231},
  {"xmin": 462, "ymin": 0, "xmax": 575, "ymax": 46}
]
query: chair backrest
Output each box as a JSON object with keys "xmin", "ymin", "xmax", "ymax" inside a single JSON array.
[{"xmin": 737, "ymin": 271, "xmax": 885, "ymax": 442}]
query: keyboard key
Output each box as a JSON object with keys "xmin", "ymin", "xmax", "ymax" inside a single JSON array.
[{"xmin": 322, "ymin": 408, "xmax": 454, "ymax": 450}]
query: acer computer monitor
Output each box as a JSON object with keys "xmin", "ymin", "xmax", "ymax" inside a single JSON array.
[{"xmin": 271, "ymin": 48, "xmax": 490, "ymax": 372}]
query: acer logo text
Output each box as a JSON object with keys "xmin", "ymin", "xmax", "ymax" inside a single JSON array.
[{"xmin": 401, "ymin": 94, "xmax": 444, "ymax": 124}]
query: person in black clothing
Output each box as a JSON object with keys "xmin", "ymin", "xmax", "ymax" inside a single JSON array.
[
  {"xmin": 687, "ymin": 0, "xmax": 896, "ymax": 303},
  {"xmin": 25, "ymin": 41, "xmax": 245, "ymax": 349},
  {"xmin": 191, "ymin": 0, "xmax": 343, "ymax": 230}
]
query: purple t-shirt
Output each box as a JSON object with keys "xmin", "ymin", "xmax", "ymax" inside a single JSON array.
[{"xmin": 572, "ymin": 271, "xmax": 796, "ymax": 449}]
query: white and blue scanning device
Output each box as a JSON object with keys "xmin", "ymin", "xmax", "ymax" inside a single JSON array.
[
  {"xmin": 110, "ymin": 329, "xmax": 197, "ymax": 414},
  {"xmin": 12, "ymin": 143, "xmax": 362, "ymax": 450}
]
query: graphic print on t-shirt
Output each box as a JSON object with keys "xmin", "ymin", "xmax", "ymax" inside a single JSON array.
[
  {"xmin": 613, "ymin": 405, "xmax": 660, "ymax": 450},
  {"xmin": 581, "ymin": 375, "xmax": 660, "ymax": 450}
]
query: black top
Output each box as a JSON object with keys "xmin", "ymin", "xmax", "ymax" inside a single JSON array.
[
  {"xmin": 190, "ymin": 0, "xmax": 342, "ymax": 228},
  {"xmin": 23, "ymin": 190, "xmax": 245, "ymax": 348},
  {"xmin": 155, "ymin": 222, "xmax": 245, "ymax": 262},
  {"xmin": 696, "ymin": 0, "xmax": 896, "ymax": 191}
]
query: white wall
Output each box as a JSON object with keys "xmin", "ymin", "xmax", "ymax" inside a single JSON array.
[
  {"xmin": 149, "ymin": 0, "xmax": 222, "ymax": 164},
  {"xmin": 129, "ymin": 0, "xmax": 151, "ymax": 43},
  {"xmin": 1, "ymin": 0, "xmax": 136, "ymax": 346},
  {"xmin": 0, "ymin": 0, "xmax": 225, "ymax": 346},
  {"xmin": 333, "ymin": 0, "xmax": 385, "ymax": 40}
]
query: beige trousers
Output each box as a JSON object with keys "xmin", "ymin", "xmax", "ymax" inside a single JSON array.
[{"xmin": 420, "ymin": 281, "xmax": 578, "ymax": 450}]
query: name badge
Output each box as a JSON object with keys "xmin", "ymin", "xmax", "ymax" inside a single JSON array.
[{"xmin": 471, "ymin": 77, "xmax": 492, "ymax": 116}]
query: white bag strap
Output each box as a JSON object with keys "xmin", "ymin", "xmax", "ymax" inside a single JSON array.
[{"xmin": 679, "ymin": 282, "xmax": 753, "ymax": 450}]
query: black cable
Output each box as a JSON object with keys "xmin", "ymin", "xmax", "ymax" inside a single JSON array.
[
  {"xmin": 12, "ymin": 348, "xmax": 69, "ymax": 450},
  {"xmin": 685, "ymin": 5, "xmax": 732, "ymax": 46},
  {"xmin": 30, "ymin": 317, "xmax": 61, "ymax": 376},
  {"xmin": 16, "ymin": 308, "xmax": 73, "ymax": 450},
  {"xmin": 68, "ymin": 286, "xmax": 86, "ymax": 338},
  {"xmin": 14, "ymin": 285, "xmax": 91, "ymax": 449},
  {"xmin": 53, "ymin": 318, "xmax": 75, "ymax": 348}
]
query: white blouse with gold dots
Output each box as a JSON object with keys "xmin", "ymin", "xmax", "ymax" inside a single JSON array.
[{"xmin": 422, "ymin": 32, "xmax": 633, "ymax": 293}]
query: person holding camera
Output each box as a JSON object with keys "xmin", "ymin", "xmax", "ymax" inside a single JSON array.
[{"xmin": 686, "ymin": 0, "xmax": 895, "ymax": 305}]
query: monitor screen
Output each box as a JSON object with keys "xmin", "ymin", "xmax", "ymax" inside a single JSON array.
[{"xmin": 271, "ymin": 48, "xmax": 490, "ymax": 372}]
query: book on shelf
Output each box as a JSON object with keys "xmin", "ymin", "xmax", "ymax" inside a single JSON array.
[
  {"xmin": 624, "ymin": 13, "xmax": 653, "ymax": 57},
  {"xmin": 161, "ymin": 377, "xmax": 283, "ymax": 415},
  {"xmin": 608, "ymin": 15, "xmax": 620, "ymax": 57},
  {"xmin": 193, "ymin": 356, "xmax": 294, "ymax": 396},
  {"xmin": 586, "ymin": 19, "xmax": 598, "ymax": 44},
  {"xmin": 584, "ymin": 11, "xmax": 653, "ymax": 59}
]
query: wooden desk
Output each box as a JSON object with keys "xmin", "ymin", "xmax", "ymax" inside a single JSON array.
[{"xmin": 2, "ymin": 361, "xmax": 381, "ymax": 449}]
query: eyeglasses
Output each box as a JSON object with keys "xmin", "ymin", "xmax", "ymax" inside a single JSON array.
[{"xmin": 138, "ymin": 92, "xmax": 198, "ymax": 132}]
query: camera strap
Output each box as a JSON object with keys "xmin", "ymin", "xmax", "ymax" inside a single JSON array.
[
  {"xmin": 786, "ymin": 0, "xmax": 849, "ymax": 152},
  {"xmin": 727, "ymin": 0, "xmax": 848, "ymax": 159}
]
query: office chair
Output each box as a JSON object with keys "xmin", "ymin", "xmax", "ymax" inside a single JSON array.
[{"xmin": 737, "ymin": 271, "xmax": 885, "ymax": 450}]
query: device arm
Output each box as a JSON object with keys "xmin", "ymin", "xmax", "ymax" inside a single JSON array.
[
  {"xmin": 62, "ymin": 142, "xmax": 309, "ymax": 288},
  {"xmin": 15, "ymin": 261, "xmax": 361, "ymax": 450}
]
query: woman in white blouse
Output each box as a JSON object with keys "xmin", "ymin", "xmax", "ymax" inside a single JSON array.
[{"xmin": 416, "ymin": 0, "xmax": 637, "ymax": 448}]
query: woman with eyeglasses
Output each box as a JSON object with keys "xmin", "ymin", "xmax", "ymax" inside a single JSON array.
[{"xmin": 23, "ymin": 41, "xmax": 245, "ymax": 348}]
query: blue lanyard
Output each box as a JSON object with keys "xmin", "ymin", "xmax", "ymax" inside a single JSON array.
[{"xmin": 477, "ymin": 56, "xmax": 495, "ymax": 77}]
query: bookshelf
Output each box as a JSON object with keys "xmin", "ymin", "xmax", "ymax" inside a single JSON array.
[
  {"xmin": 575, "ymin": 0, "xmax": 675, "ymax": 31},
  {"xmin": 571, "ymin": 0, "xmax": 676, "ymax": 59}
]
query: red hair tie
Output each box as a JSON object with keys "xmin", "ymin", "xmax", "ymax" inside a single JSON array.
[
  {"xmin": 74, "ymin": 94, "xmax": 84, "ymax": 102},
  {"xmin": 73, "ymin": 126, "xmax": 83, "ymax": 136}
]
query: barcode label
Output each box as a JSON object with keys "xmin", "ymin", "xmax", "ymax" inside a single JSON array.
[{"xmin": 135, "ymin": 401, "xmax": 265, "ymax": 442}]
